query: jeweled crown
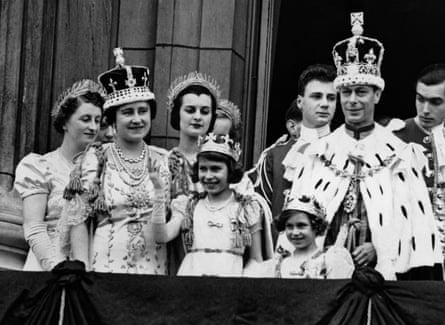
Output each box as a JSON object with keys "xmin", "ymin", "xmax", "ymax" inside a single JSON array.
[
  {"xmin": 198, "ymin": 132, "xmax": 241, "ymax": 162},
  {"xmin": 332, "ymin": 12, "xmax": 385, "ymax": 90},
  {"xmin": 52, "ymin": 79, "xmax": 106, "ymax": 118},
  {"xmin": 217, "ymin": 99, "xmax": 241, "ymax": 128},
  {"xmin": 282, "ymin": 193, "xmax": 326, "ymax": 219},
  {"xmin": 167, "ymin": 71, "xmax": 221, "ymax": 111},
  {"xmin": 98, "ymin": 48, "xmax": 155, "ymax": 110}
]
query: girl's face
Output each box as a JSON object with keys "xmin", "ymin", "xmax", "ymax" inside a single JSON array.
[
  {"xmin": 285, "ymin": 212, "xmax": 317, "ymax": 251},
  {"xmin": 115, "ymin": 101, "xmax": 151, "ymax": 143},
  {"xmin": 198, "ymin": 156, "xmax": 229, "ymax": 196},
  {"xmin": 179, "ymin": 93, "xmax": 212, "ymax": 137},
  {"xmin": 97, "ymin": 116, "xmax": 115, "ymax": 143},
  {"xmin": 63, "ymin": 102, "xmax": 102, "ymax": 148}
]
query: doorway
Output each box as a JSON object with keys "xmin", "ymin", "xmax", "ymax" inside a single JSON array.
[{"xmin": 266, "ymin": 0, "xmax": 445, "ymax": 145}]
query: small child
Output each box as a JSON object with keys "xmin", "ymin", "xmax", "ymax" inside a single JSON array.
[
  {"xmin": 152, "ymin": 133, "xmax": 265, "ymax": 276},
  {"xmin": 245, "ymin": 195, "xmax": 354, "ymax": 279}
]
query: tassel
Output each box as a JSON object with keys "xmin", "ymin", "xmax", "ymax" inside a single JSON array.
[
  {"xmin": 183, "ymin": 229, "xmax": 194, "ymax": 251},
  {"xmin": 93, "ymin": 193, "xmax": 108, "ymax": 213},
  {"xmin": 63, "ymin": 175, "xmax": 83, "ymax": 200},
  {"xmin": 88, "ymin": 179, "xmax": 100, "ymax": 203},
  {"xmin": 63, "ymin": 187, "xmax": 74, "ymax": 200},
  {"xmin": 182, "ymin": 215, "xmax": 192, "ymax": 230},
  {"xmin": 233, "ymin": 231, "xmax": 243, "ymax": 248},
  {"xmin": 242, "ymin": 231, "xmax": 252, "ymax": 247}
]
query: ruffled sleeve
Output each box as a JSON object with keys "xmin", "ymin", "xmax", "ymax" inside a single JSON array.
[
  {"xmin": 14, "ymin": 154, "xmax": 50, "ymax": 199},
  {"xmin": 58, "ymin": 145, "xmax": 101, "ymax": 255},
  {"xmin": 242, "ymin": 197, "xmax": 263, "ymax": 234}
]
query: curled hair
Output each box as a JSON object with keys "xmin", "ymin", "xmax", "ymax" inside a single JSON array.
[
  {"xmin": 191, "ymin": 151, "xmax": 244, "ymax": 184},
  {"xmin": 53, "ymin": 91, "xmax": 104, "ymax": 134},
  {"xmin": 170, "ymin": 84, "xmax": 217, "ymax": 131},
  {"xmin": 104, "ymin": 99, "xmax": 157, "ymax": 126},
  {"xmin": 417, "ymin": 63, "xmax": 445, "ymax": 86},
  {"xmin": 274, "ymin": 209, "xmax": 328, "ymax": 236},
  {"xmin": 297, "ymin": 64, "xmax": 336, "ymax": 96}
]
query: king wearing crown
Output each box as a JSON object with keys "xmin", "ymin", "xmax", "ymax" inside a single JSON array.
[{"xmin": 288, "ymin": 12, "xmax": 443, "ymax": 280}]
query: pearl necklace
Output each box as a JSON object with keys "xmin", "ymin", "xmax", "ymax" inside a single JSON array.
[
  {"xmin": 204, "ymin": 192, "xmax": 233, "ymax": 212},
  {"xmin": 115, "ymin": 143, "xmax": 147, "ymax": 163},
  {"xmin": 111, "ymin": 143, "xmax": 149, "ymax": 186}
]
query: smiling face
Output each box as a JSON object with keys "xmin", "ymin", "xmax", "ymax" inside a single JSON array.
[
  {"xmin": 179, "ymin": 93, "xmax": 213, "ymax": 137},
  {"xmin": 340, "ymin": 85, "xmax": 381, "ymax": 128},
  {"xmin": 415, "ymin": 81, "xmax": 445, "ymax": 130},
  {"xmin": 198, "ymin": 156, "xmax": 230, "ymax": 196},
  {"xmin": 285, "ymin": 211, "xmax": 317, "ymax": 251},
  {"xmin": 115, "ymin": 101, "xmax": 151, "ymax": 143},
  {"xmin": 63, "ymin": 102, "xmax": 102, "ymax": 147},
  {"xmin": 298, "ymin": 80, "xmax": 337, "ymax": 128}
]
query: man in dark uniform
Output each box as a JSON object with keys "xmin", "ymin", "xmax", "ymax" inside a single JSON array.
[
  {"xmin": 392, "ymin": 64, "xmax": 445, "ymax": 279},
  {"xmin": 248, "ymin": 100, "xmax": 302, "ymax": 226},
  {"xmin": 249, "ymin": 64, "xmax": 337, "ymax": 243}
]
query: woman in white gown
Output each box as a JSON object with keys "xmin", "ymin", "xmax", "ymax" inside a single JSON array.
[
  {"xmin": 60, "ymin": 49, "xmax": 170, "ymax": 274},
  {"xmin": 14, "ymin": 80, "xmax": 104, "ymax": 271}
]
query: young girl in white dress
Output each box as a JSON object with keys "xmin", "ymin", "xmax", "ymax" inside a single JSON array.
[
  {"xmin": 152, "ymin": 133, "xmax": 264, "ymax": 276},
  {"xmin": 245, "ymin": 194, "xmax": 354, "ymax": 279}
]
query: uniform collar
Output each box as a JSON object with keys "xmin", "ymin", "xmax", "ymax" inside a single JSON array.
[
  {"xmin": 300, "ymin": 123, "xmax": 331, "ymax": 141},
  {"xmin": 345, "ymin": 122, "xmax": 375, "ymax": 140}
]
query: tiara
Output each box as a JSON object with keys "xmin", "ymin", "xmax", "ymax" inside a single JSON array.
[
  {"xmin": 198, "ymin": 132, "xmax": 241, "ymax": 161},
  {"xmin": 166, "ymin": 71, "xmax": 221, "ymax": 111},
  {"xmin": 52, "ymin": 79, "xmax": 106, "ymax": 118},
  {"xmin": 332, "ymin": 12, "xmax": 385, "ymax": 90},
  {"xmin": 217, "ymin": 99, "xmax": 241, "ymax": 128},
  {"xmin": 282, "ymin": 193, "xmax": 326, "ymax": 219}
]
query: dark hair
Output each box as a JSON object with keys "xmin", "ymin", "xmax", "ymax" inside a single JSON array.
[
  {"xmin": 285, "ymin": 98, "xmax": 302, "ymax": 122},
  {"xmin": 104, "ymin": 99, "xmax": 157, "ymax": 125},
  {"xmin": 191, "ymin": 151, "xmax": 244, "ymax": 184},
  {"xmin": 53, "ymin": 91, "xmax": 104, "ymax": 134},
  {"xmin": 297, "ymin": 64, "xmax": 337, "ymax": 96},
  {"xmin": 170, "ymin": 85, "xmax": 217, "ymax": 131},
  {"xmin": 417, "ymin": 63, "xmax": 445, "ymax": 86},
  {"xmin": 274, "ymin": 209, "xmax": 328, "ymax": 236}
]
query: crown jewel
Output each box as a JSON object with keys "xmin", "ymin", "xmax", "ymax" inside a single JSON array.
[
  {"xmin": 52, "ymin": 79, "xmax": 106, "ymax": 118},
  {"xmin": 217, "ymin": 99, "xmax": 241, "ymax": 129},
  {"xmin": 198, "ymin": 133, "xmax": 241, "ymax": 161},
  {"xmin": 332, "ymin": 12, "xmax": 385, "ymax": 90},
  {"xmin": 167, "ymin": 71, "xmax": 221, "ymax": 111},
  {"xmin": 282, "ymin": 193, "xmax": 326, "ymax": 219},
  {"xmin": 98, "ymin": 48, "xmax": 155, "ymax": 110}
]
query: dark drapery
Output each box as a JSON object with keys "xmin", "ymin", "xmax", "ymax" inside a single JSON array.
[{"xmin": 1, "ymin": 263, "xmax": 445, "ymax": 325}]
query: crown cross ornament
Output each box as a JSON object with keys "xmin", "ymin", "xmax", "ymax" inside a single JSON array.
[
  {"xmin": 108, "ymin": 78, "xmax": 118, "ymax": 92},
  {"xmin": 142, "ymin": 72, "xmax": 149, "ymax": 87},
  {"xmin": 282, "ymin": 193, "xmax": 327, "ymax": 220},
  {"xmin": 198, "ymin": 133, "xmax": 241, "ymax": 162},
  {"xmin": 332, "ymin": 12, "xmax": 385, "ymax": 90},
  {"xmin": 98, "ymin": 48, "xmax": 155, "ymax": 110}
]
